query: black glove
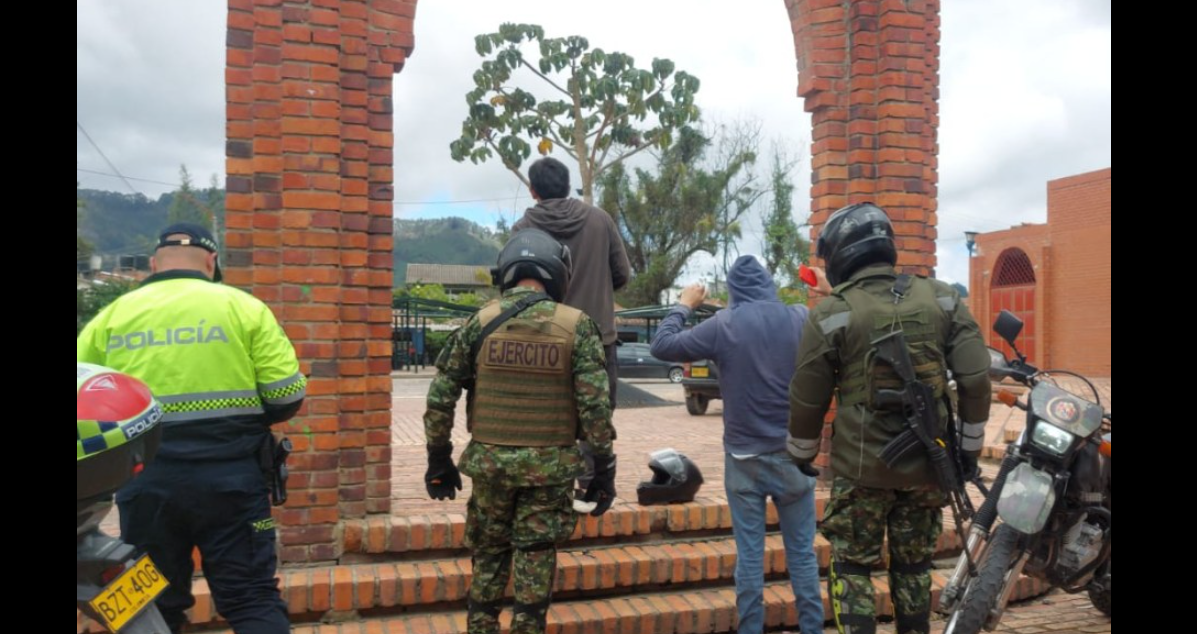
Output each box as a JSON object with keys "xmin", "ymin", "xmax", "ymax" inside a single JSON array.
[
  {"xmin": 795, "ymin": 461, "xmax": 821, "ymax": 479},
  {"xmin": 583, "ymin": 454, "xmax": 617, "ymax": 517},
  {"xmin": 426, "ymin": 444, "xmax": 463, "ymax": 501},
  {"xmin": 959, "ymin": 454, "xmax": 980, "ymax": 482}
]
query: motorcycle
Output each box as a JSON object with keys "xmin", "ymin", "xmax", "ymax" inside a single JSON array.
[
  {"xmin": 939, "ymin": 310, "xmax": 1111, "ymax": 633},
  {"xmin": 78, "ymin": 363, "xmax": 171, "ymax": 633}
]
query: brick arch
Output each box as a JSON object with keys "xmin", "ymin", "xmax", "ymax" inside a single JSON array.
[
  {"xmin": 224, "ymin": 0, "xmax": 942, "ymax": 564},
  {"xmin": 990, "ymin": 248, "xmax": 1037, "ymax": 361},
  {"xmin": 994, "ymin": 248, "xmax": 1036, "ymax": 286}
]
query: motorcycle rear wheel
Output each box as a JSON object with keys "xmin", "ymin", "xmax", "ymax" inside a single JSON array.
[
  {"xmin": 944, "ymin": 524, "xmax": 1021, "ymax": 634},
  {"xmin": 1089, "ymin": 563, "xmax": 1111, "ymax": 617}
]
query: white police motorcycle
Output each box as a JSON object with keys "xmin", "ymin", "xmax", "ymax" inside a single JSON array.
[{"xmin": 78, "ymin": 364, "xmax": 171, "ymax": 633}]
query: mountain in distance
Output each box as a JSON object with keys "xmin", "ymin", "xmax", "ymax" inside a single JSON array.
[
  {"xmin": 393, "ymin": 217, "xmax": 501, "ymax": 285},
  {"xmin": 78, "ymin": 188, "xmax": 500, "ymax": 287}
]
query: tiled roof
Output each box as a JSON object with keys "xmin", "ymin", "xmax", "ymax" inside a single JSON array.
[{"xmin": 405, "ymin": 264, "xmax": 490, "ymax": 287}]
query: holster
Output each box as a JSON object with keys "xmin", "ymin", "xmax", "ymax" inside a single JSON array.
[{"xmin": 259, "ymin": 434, "xmax": 292, "ymax": 507}]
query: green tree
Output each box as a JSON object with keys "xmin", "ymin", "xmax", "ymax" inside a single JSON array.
[
  {"xmin": 494, "ymin": 215, "xmax": 513, "ymax": 245},
  {"xmin": 77, "ymin": 279, "xmax": 136, "ymax": 334},
  {"xmin": 451, "ymin": 23, "xmax": 702, "ymax": 204},
  {"xmin": 168, "ymin": 165, "xmax": 214, "ymax": 229},
  {"xmin": 77, "ymin": 182, "xmax": 92, "ymax": 263},
  {"xmin": 405, "ymin": 283, "xmax": 452, "ymax": 304},
  {"xmin": 599, "ymin": 125, "xmax": 762, "ymax": 307},
  {"xmin": 394, "ymin": 283, "xmax": 489, "ymax": 308},
  {"xmin": 761, "ymin": 146, "xmax": 809, "ymax": 287},
  {"xmin": 204, "ymin": 174, "xmax": 226, "ymax": 246}
]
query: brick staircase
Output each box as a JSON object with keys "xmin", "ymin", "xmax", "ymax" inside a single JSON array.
[{"xmin": 78, "ymin": 492, "xmax": 1051, "ymax": 634}]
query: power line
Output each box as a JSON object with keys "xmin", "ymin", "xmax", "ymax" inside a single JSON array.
[
  {"xmin": 77, "ymin": 167, "xmax": 178, "ymax": 189},
  {"xmin": 77, "ymin": 122, "xmax": 143, "ymax": 197},
  {"xmin": 394, "ymin": 195, "xmax": 531, "ymax": 207},
  {"xmin": 76, "ymin": 163, "xmax": 1026, "ymax": 228},
  {"xmin": 78, "ymin": 166, "xmax": 531, "ymax": 207}
]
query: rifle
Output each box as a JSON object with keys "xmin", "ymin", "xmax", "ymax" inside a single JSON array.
[
  {"xmin": 873, "ymin": 330, "xmax": 959, "ymax": 492},
  {"xmin": 872, "ymin": 330, "xmax": 977, "ymax": 571}
]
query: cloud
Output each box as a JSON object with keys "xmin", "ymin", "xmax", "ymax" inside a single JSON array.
[
  {"xmin": 76, "ymin": 0, "xmax": 1110, "ymax": 289},
  {"xmin": 78, "ymin": 0, "xmax": 226, "ymax": 194}
]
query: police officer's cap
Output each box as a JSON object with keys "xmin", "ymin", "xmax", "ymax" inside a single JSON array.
[{"xmin": 157, "ymin": 223, "xmax": 222, "ymax": 282}]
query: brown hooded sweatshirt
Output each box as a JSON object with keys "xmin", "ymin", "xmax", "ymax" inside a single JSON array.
[{"xmin": 513, "ymin": 198, "xmax": 632, "ymax": 345}]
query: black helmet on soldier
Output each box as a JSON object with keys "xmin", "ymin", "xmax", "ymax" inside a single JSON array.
[
  {"xmin": 492, "ymin": 229, "xmax": 573, "ymax": 302},
  {"xmin": 816, "ymin": 202, "xmax": 898, "ymax": 286},
  {"xmin": 636, "ymin": 449, "xmax": 705, "ymax": 506}
]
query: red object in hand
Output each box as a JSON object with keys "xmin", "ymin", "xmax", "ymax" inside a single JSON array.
[{"xmin": 798, "ymin": 264, "xmax": 818, "ymax": 287}]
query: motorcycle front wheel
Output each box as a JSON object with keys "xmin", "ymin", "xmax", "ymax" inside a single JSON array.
[{"xmin": 944, "ymin": 524, "xmax": 1021, "ymax": 634}]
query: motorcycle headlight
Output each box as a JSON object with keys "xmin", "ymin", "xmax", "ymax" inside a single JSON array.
[{"xmin": 1031, "ymin": 421, "xmax": 1075, "ymax": 456}]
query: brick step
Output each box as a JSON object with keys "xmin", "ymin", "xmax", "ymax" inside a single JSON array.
[
  {"xmin": 352, "ymin": 466, "xmax": 1004, "ymax": 562},
  {"xmin": 341, "ymin": 495, "xmax": 832, "ymax": 560},
  {"xmin": 80, "ymin": 528, "xmax": 966, "ymax": 633},
  {"xmin": 190, "ymin": 574, "xmax": 1052, "ymax": 634}
]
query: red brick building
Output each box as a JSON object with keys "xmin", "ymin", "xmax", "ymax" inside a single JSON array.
[
  {"xmin": 220, "ymin": 0, "xmax": 952, "ymax": 563},
  {"xmin": 968, "ymin": 168, "xmax": 1111, "ymax": 376}
]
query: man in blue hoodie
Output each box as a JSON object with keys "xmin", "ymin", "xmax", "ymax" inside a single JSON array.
[{"xmin": 651, "ymin": 255, "xmax": 828, "ymax": 634}]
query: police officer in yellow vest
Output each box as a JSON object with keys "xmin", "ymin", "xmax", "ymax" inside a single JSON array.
[
  {"xmin": 424, "ymin": 229, "xmax": 616, "ymax": 634},
  {"xmin": 788, "ymin": 204, "xmax": 992, "ymax": 634},
  {"xmin": 77, "ymin": 223, "xmax": 305, "ymax": 634}
]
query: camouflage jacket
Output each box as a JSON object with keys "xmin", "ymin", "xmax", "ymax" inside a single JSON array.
[
  {"xmin": 788, "ymin": 264, "xmax": 992, "ymax": 489},
  {"xmin": 424, "ymin": 287, "xmax": 615, "ymax": 487}
]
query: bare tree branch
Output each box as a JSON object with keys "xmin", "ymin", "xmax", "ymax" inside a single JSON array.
[
  {"xmin": 482, "ymin": 136, "xmax": 533, "ymax": 189},
  {"xmin": 517, "ymin": 58, "xmax": 572, "ymax": 98}
]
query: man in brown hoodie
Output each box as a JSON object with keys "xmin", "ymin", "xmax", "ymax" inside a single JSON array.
[{"xmin": 513, "ymin": 157, "xmax": 632, "ymax": 408}]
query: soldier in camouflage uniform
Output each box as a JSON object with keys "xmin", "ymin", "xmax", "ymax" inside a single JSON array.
[
  {"xmin": 424, "ymin": 229, "xmax": 617, "ymax": 634},
  {"xmin": 787, "ymin": 204, "xmax": 992, "ymax": 634}
]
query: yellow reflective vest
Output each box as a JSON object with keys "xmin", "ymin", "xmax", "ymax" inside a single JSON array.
[{"xmin": 78, "ymin": 271, "xmax": 305, "ymax": 460}]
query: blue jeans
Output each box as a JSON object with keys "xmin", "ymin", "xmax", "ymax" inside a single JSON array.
[{"xmin": 725, "ymin": 452, "xmax": 824, "ymax": 634}]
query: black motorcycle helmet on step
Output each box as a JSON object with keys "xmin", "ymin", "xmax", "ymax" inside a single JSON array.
[
  {"xmin": 637, "ymin": 449, "xmax": 705, "ymax": 505},
  {"xmin": 817, "ymin": 202, "xmax": 898, "ymax": 286},
  {"xmin": 491, "ymin": 229, "xmax": 573, "ymax": 302}
]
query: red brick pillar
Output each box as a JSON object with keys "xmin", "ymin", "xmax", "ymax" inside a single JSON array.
[
  {"xmin": 790, "ymin": 0, "xmax": 940, "ymax": 274},
  {"xmin": 225, "ymin": 0, "xmax": 415, "ymax": 564},
  {"xmin": 789, "ymin": 0, "xmax": 941, "ymax": 469}
]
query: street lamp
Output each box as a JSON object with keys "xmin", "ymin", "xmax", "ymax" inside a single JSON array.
[{"xmin": 964, "ymin": 231, "xmax": 980, "ymax": 257}]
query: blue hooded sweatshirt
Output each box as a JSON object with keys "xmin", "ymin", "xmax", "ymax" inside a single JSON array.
[{"xmin": 650, "ymin": 256, "xmax": 808, "ymax": 456}]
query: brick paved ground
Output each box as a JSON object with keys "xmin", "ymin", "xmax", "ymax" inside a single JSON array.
[
  {"xmin": 391, "ymin": 377, "xmax": 1112, "ymax": 516},
  {"xmin": 394, "ymin": 378, "xmax": 1114, "ymax": 634},
  {"xmin": 812, "ymin": 591, "xmax": 1111, "ymax": 633},
  {"xmin": 392, "ymin": 381, "xmax": 735, "ymax": 515}
]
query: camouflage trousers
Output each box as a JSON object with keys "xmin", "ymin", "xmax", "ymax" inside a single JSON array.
[
  {"xmin": 465, "ymin": 479, "xmax": 577, "ymax": 634},
  {"xmin": 822, "ymin": 479, "xmax": 945, "ymax": 634}
]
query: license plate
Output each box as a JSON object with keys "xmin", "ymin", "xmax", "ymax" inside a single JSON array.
[
  {"xmin": 89, "ymin": 556, "xmax": 168, "ymax": 632},
  {"xmin": 692, "ymin": 367, "xmax": 709, "ymax": 378}
]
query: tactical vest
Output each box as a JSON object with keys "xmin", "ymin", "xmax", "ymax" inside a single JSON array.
[
  {"xmin": 834, "ymin": 275, "xmax": 950, "ymax": 416},
  {"xmin": 469, "ymin": 301, "xmax": 583, "ymax": 447}
]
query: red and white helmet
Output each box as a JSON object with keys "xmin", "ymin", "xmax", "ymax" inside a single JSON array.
[{"xmin": 77, "ymin": 363, "xmax": 163, "ymax": 461}]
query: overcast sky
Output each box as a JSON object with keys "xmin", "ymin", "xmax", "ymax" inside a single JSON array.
[{"xmin": 77, "ymin": 0, "xmax": 1111, "ymax": 286}]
